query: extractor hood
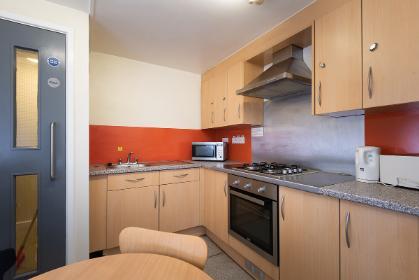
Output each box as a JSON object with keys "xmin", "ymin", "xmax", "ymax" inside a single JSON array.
[{"xmin": 237, "ymin": 45, "xmax": 311, "ymax": 99}]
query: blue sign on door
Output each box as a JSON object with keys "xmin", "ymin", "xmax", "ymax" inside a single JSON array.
[{"xmin": 47, "ymin": 57, "xmax": 60, "ymax": 67}]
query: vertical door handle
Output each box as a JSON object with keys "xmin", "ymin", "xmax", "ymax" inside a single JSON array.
[
  {"xmin": 317, "ymin": 81, "xmax": 322, "ymax": 106},
  {"xmin": 162, "ymin": 190, "xmax": 166, "ymax": 207},
  {"xmin": 345, "ymin": 211, "xmax": 351, "ymax": 248},
  {"xmin": 223, "ymin": 108, "xmax": 226, "ymax": 122},
  {"xmin": 368, "ymin": 66, "xmax": 373, "ymax": 99},
  {"xmin": 238, "ymin": 104, "xmax": 241, "ymax": 119},
  {"xmin": 224, "ymin": 181, "xmax": 227, "ymax": 197},
  {"xmin": 280, "ymin": 195, "xmax": 285, "ymax": 221},
  {"xmin": 50, "ymin": 122, "xmax": 56, "ymax": 180},
  {"xmin": 154, "ymin": 191, "xmax": 157, "ymax": 208}
]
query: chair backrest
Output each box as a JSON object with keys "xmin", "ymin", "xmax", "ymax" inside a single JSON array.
[{"xmin": 119, "ymin": 227, "xmax": 208, "ymax": 269}]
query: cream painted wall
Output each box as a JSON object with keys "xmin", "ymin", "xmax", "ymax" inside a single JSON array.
[
  {"xmin": 90, "ymin": 52, "xmax": 201, "ymax": 129},
  {"xmin": 0, "ymin": 0, "xmax": 89, "ymax": 264}
]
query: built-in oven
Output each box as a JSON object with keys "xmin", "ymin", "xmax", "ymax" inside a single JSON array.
[
  {"xmin": 192, "ymin": 142, "xmax": 228, "ymax": 161},
  {"xmin": 228, "ymin": 175, "xmax": 278, "ymax": 265}
]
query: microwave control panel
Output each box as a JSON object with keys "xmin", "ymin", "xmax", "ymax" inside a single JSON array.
[{"xmin": 216, "ymin": 144, "xmax": 224, "ymax": 160}]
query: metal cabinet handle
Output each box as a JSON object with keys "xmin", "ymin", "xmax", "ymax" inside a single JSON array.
[
  {"xmin": 368, "ymin": 66, "xmax": 373, "ymax": 99},
  {"xmin": 174, "ymin": 174, "xmax": 188, "ymax": 178},
  {"xmin": 319, "ymin": 62, "xmax": 326, "ymax": 68},
  {"xmin": 369, "ymin": 42, "xmax": 378, "ymax": 52},
  {"xmin": 50, "ymin": 122, "xmax": 56, "ymax": 180},
  {"xmin": 345, "ymin": 211, "xmax": 351, "ymax": 248},
  {"xmin": 154, "ymin": 191, "xmax": 157, "ymax": 208},
  {"xmin": 125, "ymin": 178, "xmax": 145, "ymax": 182},
  {"xmin": 317, "ymin": 81, "xmax": 322, "ymax": 106},
  {"xmin": 162, "ymin": 190, "xmax": 166, "ymax": 207},
  {"xmin": 280, "ymin": 195, "xmax": 285, "ymax": 221},
  {"xmin": 224, "ymin": 181, "xmax": 227, "ymax": 197},
  {"xmin": 238, "ymin": 104, "xmax": 241, "ymax": 119},
  {"xmin": 224, "ymin": 108, "xmax": 226, "ymax": 122}
]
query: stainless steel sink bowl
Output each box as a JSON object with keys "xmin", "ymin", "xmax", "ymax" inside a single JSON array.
[{"xmin": 108, "ymin": 163, "xmax": 147, "ymax": 169}]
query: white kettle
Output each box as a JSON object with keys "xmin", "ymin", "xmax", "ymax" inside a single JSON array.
[{"xmin": 355, "ymin": 146, "xmax": 381, "ymax": 183}]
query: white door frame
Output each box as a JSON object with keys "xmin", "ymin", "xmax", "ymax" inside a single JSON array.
[{"xmin": 0, "ymin": 11, "xmax": 76, "ymax": 264}]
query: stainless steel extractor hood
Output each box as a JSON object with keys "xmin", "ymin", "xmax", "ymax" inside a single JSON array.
[{"xmin": 237, "ymin": 45, "xmax": 311, "ymax": 99}]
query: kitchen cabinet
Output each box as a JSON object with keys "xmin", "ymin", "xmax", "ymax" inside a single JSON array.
[
  {"xmin": 314, "ymin": 0, "xmax": 362, "ymax": 114},
  {"xmin": 159, "ymin": 181, "xmax": 200, "ymax": 232},
  {"xmin": 89, "ymin": 176, "xmax": 107, "ymax": 252},
  {"xmin": 107, "ymin": 185, "xmax": 159, "ymax": 248},
  {"xmin": 203, "ymin": 169, "xmax": 228, "ymax": 243},
  {"xmin": 279, "ymin": 187, "xmax": 340, "ymax": 280},
  {"xmin": 340, "ymin": 201, "xmax": 419, "ymax": 280},
  {"xmin": 362, "ymin": 0, "xmax": 419, "ymax": 108},
  {"xmin": 201, "ymin": 62, "xmax": 263, "ymax": 129},
  {"xmin": 226, "ymin": 62, "xmax": 264, "ymax": 126}
]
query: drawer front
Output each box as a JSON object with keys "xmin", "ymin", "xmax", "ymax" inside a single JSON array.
[
  {"xmin": 160, "ymin": 168, "xmax": 199, "ymax": 185},
  {"xmin": 108, "ymin": 172, "xmax": 159, "ymax": 191}
]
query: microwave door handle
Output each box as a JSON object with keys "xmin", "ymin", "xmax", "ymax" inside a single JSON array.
[{"xmin": 230, "ymin": 190, "xmax": 265, "ymax": 206}]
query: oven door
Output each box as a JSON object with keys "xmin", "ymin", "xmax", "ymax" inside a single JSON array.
[
  {"xmin": 192, "ymin": 143, "xmax": 217, "ymax": 160},
  {"xmin": 229, "ymin": 188, "xmax": 278, "ymax": 264}
]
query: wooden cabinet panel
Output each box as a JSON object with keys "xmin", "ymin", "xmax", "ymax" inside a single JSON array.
[
  {"xmin": 203, "ymin": 169, "xmax": 228, "ymax": 243},
  {"xmin": 89, "ymin": 176, "xmax": 107, "ymax": 252},
  {"xmin": 159, "ymin": 168, "xmax": 199, "ymax": 185},
  {"xmin": 314, "ymin": 0, "xmax": 362, "ymax": 114},
  {"xmin": 201, "ymin": 77, "xmax": 214, "ymax": 129},
  {"xmin": 363, "ymin": 0, "xmax": 419, "ymax": 108},
  {"xmin": 340, "ymin": 201, "xmax": 419, "ymax": 280},
  {"xmin": 212, "ymin": 71, "xmax": 228, "ymax": 127},
  {"xmin": 227, "ymin": 62, "xmax": 244, "ymax": 125},
  {"xmin": 107, "ymin": 171, "xmax": 159, "ymax": 191},
  {"xmin": 107, "ymin": 186, "xmax": 159, "ymax": 248},
  {"xmin": 159, "ymin": 181, "xmax": 200, "ymax": 232},
  {"xmin": 279, "ymin": 187, "xmax": 340, "ymax": 280}
]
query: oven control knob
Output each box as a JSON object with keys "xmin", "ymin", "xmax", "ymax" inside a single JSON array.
[
  {"xmin": 257, "ymin": 186, "xmax": 266, "ymax": 193},
  {"xmin": 243, "ymin": 183, "xmax": 252, "ymax": 189},
  {"xmin": 232, "ymin": 180, "xmax": 240, "ymax": 186}
]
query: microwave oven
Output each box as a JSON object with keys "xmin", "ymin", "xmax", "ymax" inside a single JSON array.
[{"xmin": 192, "ymin": 142, "xmax": 228, "ymax": 161}]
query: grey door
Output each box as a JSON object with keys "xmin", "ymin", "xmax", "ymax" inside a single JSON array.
[{"xmin": 0, "ymin": 19, "xmax": 66, "ymax": 279}]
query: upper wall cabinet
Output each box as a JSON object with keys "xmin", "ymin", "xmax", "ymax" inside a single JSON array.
[
  {"xmin": 314, "ymin": 0, "xmax": 362, "ymax": 114},
  {"xmin": 201, "ymin": 62, "xmax": 263, "ymax": 129},
  {"xmin": 362, "ymin": 0, "xmax": 419, "ymax": 108}
]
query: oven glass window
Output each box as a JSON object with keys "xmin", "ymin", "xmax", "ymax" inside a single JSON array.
[
  {"xmin": 230, "ymin": 191, "xmax": 273, "ymax": 254},
  {"xmin": 193, "ymin": 145, "xmax": 216, "ymax": 158}
]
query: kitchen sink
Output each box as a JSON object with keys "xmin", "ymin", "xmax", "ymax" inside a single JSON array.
[{"xmin": 108, "ymin": 163, "xmax": 148, "ymax": 169}]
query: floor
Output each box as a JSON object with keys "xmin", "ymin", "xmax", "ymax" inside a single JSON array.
[
  {"xmin": 103, "ymin": 235, "xmax": 253, "ymax": 280},
  {"xmin": 202, "ymin": 236, "xmax": 253, "ymax": 280}
]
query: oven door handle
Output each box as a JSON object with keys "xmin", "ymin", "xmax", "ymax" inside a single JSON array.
[{"xmin": 230, "ymin": 190, "xmax": 265, "ymax": 206}]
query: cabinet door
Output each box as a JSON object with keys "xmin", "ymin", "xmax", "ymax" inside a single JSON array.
[
  {"xmin": 203, "ymin": 169, "xmax": 228, "ymax": 243},
  {"xmin": 314, "ymin": 0, "xmax": 362, "ymax": 114},
  {"xmin": 201, "ymin": 77, "xmax": 214, "ymax": 129},
  {"xmin": 107, "ymin": 186, "xmax": 159, "ymax": 248},
  {"xmin": 212, "ymin": 71, "xmax": 228, "ymax": 127},
  {"xmin": 363, "ymin": 0, "xmax": 419, "ymax": 108},
  {"xmin": 89, "ymin": 176, "xmax": 107, "ymax": 252},
  {"xmin": 159, "ymin": 181, "xmax": 200, "ymax": 232},
  {"xmin": 279, "ymin": 187, "xmax": 339, "ymax": 280},
  {"xmin": 227, "ymin": 62, "xmax": 245, "ymax": 125},
  {"xmin": 340, "ymin": 201, "xmax": 419, "ymax": 280}
]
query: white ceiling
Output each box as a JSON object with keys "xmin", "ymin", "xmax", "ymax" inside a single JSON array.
[
  {"xmin": 47, "ymin": 0, "xmax": 92, "ymax": 13},
  {"xmin": 50, "ymin": 0, "xmax": 315, "ymax": 73}
]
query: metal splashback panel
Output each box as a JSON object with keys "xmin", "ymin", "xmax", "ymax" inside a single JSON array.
[{"xmin": 252, "ymin": 94, "xmax": 364, "ymax": 175}]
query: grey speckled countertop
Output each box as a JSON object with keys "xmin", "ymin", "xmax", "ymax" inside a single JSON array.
[
  {"xmin": 90, "ymin": 161, "xmax": 419, "ymax": 217},
  {"xmin": 323, "ymin": 181, "xmax": 419, "ymax": 216}
]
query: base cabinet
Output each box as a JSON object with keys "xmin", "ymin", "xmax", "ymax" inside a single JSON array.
[
  {"xmin": 89, "ymin": 176, "xmax": 107, "ymax": 253},
  {"xmin": 203, "ymin": 169, "xmax": 228, "ymax": 243},
  {"xmin": 159, "ymin": 181, "xmax": 200, "ymax": 232},
  {"xmin": 340, "ymin": 201, "xmax": 419, "ymax": 280},
  {"xmin": 106, "ymin": 185, "xmax": 159, "ymax": 248},
  {"xmin": 279, "ymin": 187, "xmax": 340, "ymax": 280}
]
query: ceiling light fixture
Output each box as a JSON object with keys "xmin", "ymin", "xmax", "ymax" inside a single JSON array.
[{"xmin": 249, "ymin": 0, "xmax": 264, "ymax": 5}]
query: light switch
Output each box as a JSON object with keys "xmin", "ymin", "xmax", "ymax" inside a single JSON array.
[{"xmin": 117, "ymin": 146, "xmax": 123, "ymax": 152}]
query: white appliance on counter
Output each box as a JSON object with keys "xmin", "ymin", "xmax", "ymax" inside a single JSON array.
[
  {"xmin": 380, "ymin": 155, "xmax": 419, "ymax": 190},
  {"xmin": 355, "ymin": 146, "xmax": 380, "ymax": 183}
]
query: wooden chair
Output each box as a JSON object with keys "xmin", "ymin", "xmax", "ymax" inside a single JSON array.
[{"xmin": 119, "ymin": 227, "xmax": 208, "ymax": 270}]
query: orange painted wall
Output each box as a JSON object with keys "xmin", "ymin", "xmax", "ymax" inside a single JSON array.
[
  {"xmin": 365, "ymin": 105, "xmax": 419, "ymax": 155},
  {"xmin": 90, "ymin": 125, "xmax": 252, "ymax": 164}
]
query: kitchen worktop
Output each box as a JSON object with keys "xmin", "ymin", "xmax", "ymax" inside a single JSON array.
[{"xmin": 90, "ymin": 161, "xmax": 419, "ymax": 216}]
